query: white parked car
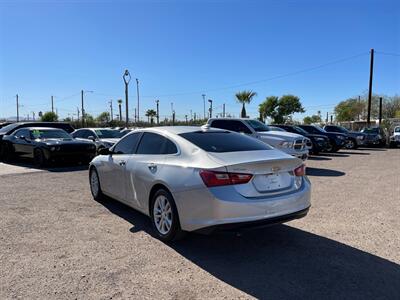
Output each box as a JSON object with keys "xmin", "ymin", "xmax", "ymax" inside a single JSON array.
[
  {"xmin": 389, "ymin": 126, "xmax": 400, "ymax": 148},
  {"xmin": 89, "ymin": 126, "xmax": 311, "ymax": 242},
  {"xmin": 207, "ymin": 118, "xmax": 309, "ymax": 160}
]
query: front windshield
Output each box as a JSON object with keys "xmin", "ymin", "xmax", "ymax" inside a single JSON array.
[
  {"xmin": 294, "ymin": 126, "xmax": 309, "ymax": 135},
  {"xmin": 362, "ymin": 128, "xmax": 379, "ymax": 134},
  {"xmin": 335, "ymin": 126, "xmax": 349, "ymax": 133},
  {"xmin": 0, "ymin": 123, "xmax": 19, "ymax": 134},
  {"xmin": 31, "ymin": 129, "xmax": 71, "ymax": 139},
  {"xmin": 395, "ymin": 127, "xmax": 400, "ymax": 133},
  {"xmin": 94, "ymin": 129, "xmax": 121, "ymax": 139},
  {"xmin": 313, "ymin": 126, "xmax": 327, "ymax": 133},
  {"xmin": 245, "ymin": 120, "xmax": 270, "ymax": 132}
]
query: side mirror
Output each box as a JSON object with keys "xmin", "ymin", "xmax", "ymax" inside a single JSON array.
[
  {"xmin": 87, "ymin": 135, "xmax": 96, "ymax": 141},
  {"xmin": 98, "ymin": 148, "xmax": 112, "ymax": 155}
]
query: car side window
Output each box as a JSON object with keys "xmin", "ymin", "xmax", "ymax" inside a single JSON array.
[
  {"xmin": 72, "ymin": 130, "xmax": 81, "ymax": 138},
  {"xmin": 136, "ymin": 132, "xmax": 178, "ymax": 155},
  {"xmin": 14, "ymin": 129, "xmax": 29, "ymax": 138},
  {"xmin": 211, "ymin": 120, "xmax": 252, "ymax": 134},
  {"xmin": 81, "ymin": 130, "xmax": 92, "ymax": 139},
  {"xmin": 113, "ymin": 132, "xmax": 141, "ymax": 154}
]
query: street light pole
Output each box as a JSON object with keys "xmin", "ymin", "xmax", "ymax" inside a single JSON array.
[
  {"xmin": 156, "ymin": 100, "xmax": 160, "ymax": 125},
  {"xmin": 136, "ymin": 78, "xmax": 140, "ymax": 123},
  {"xmin": 81, "ymin": 90, "xmax": 85, "ymax": 127},
  {"xmin": 208, "ymin": 99, "xmax": 213, "ymax": 119},
  {"xmin": 123, "ymin": 70, "xmax": 131, "ymax": 127},
  {"xmin": 16, "ymin": 94, "xmax": 19, "ymax": 122},
  {"xmin": 202, "ymin": 94, "xmax": 206, "ymax": 119},
  {"xmin": 51, "ymin": 95, "xmax": 54, "ymax": 114}
]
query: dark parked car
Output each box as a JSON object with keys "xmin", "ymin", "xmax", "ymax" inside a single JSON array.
[
  {"xmin": 0, "ymin": 122, "xmax": 75, "ymax": 160},
  {"xmin": 323, "ymin": 125, "xmax": 366, "ymax": 149},
  {"xmin": 1, "ymin": 127, "xmax": 96, "ymax": 167},
  {"xmin": 360, "ymin": 127, "xmax": 387, "ymax": 147},
  {"xmin": 0, "ymin": 122, "xmax": 13, "ymax": 129},
  {"xmin": 274, "ymin": 124, "xmax": 331, "ymax": 154},
  {"xmin": 298, "ymin": 125, "xmax": 348, "ymax": 152},
  {"xmin": 71, "ymin": 128, "xmax": 121, "ymax": 153}
]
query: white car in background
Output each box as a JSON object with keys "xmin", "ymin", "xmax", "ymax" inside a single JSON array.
[
  {"xmin": 207, "ymin": 118, "xmax": 309, "ymax": 160},
  {"xmin": 389, "ymin": 126, "xmax": 400, "ymax": 148}
]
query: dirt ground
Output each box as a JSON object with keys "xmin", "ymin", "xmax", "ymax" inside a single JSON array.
[{"xmin": 0, "ymin": 148, "xmax": 399, "ymax": 299}]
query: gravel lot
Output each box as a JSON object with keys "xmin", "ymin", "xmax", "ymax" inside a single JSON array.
[{"xmin": 1, "ymin": 148, "xmax": 399, "ymax": 299}]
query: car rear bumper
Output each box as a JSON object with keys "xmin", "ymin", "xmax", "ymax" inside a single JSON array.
[{"xmin": 174, "ymin": 177, "xmax": 311, "ymax": 232}]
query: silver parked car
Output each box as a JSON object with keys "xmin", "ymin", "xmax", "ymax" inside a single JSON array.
[
  {"xmin": 89, "ymin": 126, "xmax": 311, "ymax": 242},
  {"xmin": 71, "ymin": 128, "xmax": 121, "ymax": 152},
  {"xmin": 207, "ymin": 118, "xmax": 309, "ymax": 160}
]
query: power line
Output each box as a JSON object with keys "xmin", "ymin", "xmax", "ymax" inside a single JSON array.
[{"xmin": 140, "ymin": 52, "xmax": 369, "ymax": 98}]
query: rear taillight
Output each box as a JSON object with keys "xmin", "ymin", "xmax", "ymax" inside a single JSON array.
[
  {"xmin": 294, "ymin": 164, "xmax": 306, "ymax": 176},
  {"xmin": 199, "ymin": 170, "xmax": 253, "ymax": 187}
]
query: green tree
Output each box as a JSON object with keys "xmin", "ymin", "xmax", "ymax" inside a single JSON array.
[
  {"xmin": 145, "ymin": 109, "xmax": 157, "ymax": 124},
  {"xmin": 235, "ymin": 90, "xmax": 257, "ymax": 118},
  {"xmin": 334, "ymin": 98, "xmax": 364, "ymax": 122},
  {"xmin": 96, "ymin": 112, "xmax": 110, "ymax": 125},
  {"xmin": 40, "ymin": 111, "xmax": 58, "ymax": 122},
  {"xmin": 259, "ymin": 94, "xmax": 305, "ymax": 124},
  {"xmin": 303, "ymin": 114, "xmax": 322, "ymax": 124}
]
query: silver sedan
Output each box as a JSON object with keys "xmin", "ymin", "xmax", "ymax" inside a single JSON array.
[{"xmin": 89, "ymin": 126, "xmax": 311, "ymax": 242}]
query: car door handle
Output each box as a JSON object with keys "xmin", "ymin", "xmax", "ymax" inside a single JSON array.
[
  {"xmin": 148, "ymin": 163, "xmax": 157, "ymax": 171},
  {"xmin": 119, "ymin": 161, "xmax": 126, "ymax": 166}
]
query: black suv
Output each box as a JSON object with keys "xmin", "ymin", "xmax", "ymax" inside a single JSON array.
[
  {"xmin": 274, "ymin": 124, "xmax": 331, "ymax": 154},
  {"xmin": 0, "ymin": 122, "xmax": 75, "ymax": 160},
  {"xmin": 360, "ymin": 127, "xmax": 387, "ymax": 147},
  {"xmin": 298, "ymin": 125, "xmax": 348, "ymax": 152},
  {"xmin": 323, "ymin": 125, "xmax": 366, "ymax": 149}
]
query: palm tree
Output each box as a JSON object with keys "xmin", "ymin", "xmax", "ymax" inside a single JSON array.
[
  {"xmin": 235, "ymin": 90, "xmax": 257, "ymax": 118},
  {"xmin": 145, "ymin": 109, "xmax": 157, "ymax": 124},
  {"xmin": 117, "ymin": 99, "xmax": 123, "ymax": 121}
]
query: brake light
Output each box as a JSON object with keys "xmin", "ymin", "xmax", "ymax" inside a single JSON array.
[
  {"xmin": 294, "ymin": 164, "xmax": 306, "ymax": 176},
  {"xmin": 199, "ymin": 170, "xmax": 253, "ymax": 187}
]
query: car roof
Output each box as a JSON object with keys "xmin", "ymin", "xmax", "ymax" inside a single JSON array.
[
  {"xmin": 136, "ymin": 126, "xmax": 226, "ymax": 135},
  {"xmin": 208, "ymin": 118, "xmax": 254, "ymax": 122},
  {"xmin": 20, "ymin": 127, "xmax": 65, "ymax": 131}
]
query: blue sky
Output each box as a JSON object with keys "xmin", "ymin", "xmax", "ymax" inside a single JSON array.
[{"xmin": 0, "ymin": 0, "xmax": 399, "ymax": 121}]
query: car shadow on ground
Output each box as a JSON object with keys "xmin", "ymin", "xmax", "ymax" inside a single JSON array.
[
  {"xmin": 99, "ymin": 198, "xmax": 400, "ymax": 299},
  {"xmin": 1, "ymin": 159, "xmax": 88, "ymax": 172},
  {"xmin": 340, "ymin": 151, "xmax": 370, "ymax": 155},
  {"xmin": 359, "ymin": 147, "xmax": 387, "ymax": 151},
  {"xmin": 306, "ymin": 167, "xmax": 345, "ymax": 177},
  {"xmin": 307, "ymin": 156, "xmax": 332, "ymax": 161},
  {"xmin": 318, "ymin": 153, "xmax": 350, "ymax": 157}
]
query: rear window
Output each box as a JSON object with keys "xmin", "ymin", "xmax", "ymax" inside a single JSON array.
[{"xmin": 179, "ymin": 131, "xmax": 272, "ymax": 153}]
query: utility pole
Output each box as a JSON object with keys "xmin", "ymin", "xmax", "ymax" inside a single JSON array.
[
  {"xmin": 379, "ymin": 97, "xmax": 383, "ymax": 126},
  {"xmin": 194, "ymin": 112, "xmax": 196, "ymax": 121},
  {"xmin": 202, "ymin": 94, "xmax": 206, "ymax": 119},
  {"xmin": 185, "ymin": 115, "xmax": 188, "ymax": 124},
  {"xmin": 109, "ymin": 100, "xmax": 113, "ymax": 121},
  {"xmin": 367, "ymin": 48, "xmax": 374, "ymax": 127},
  {"xmin": 134, "ymin": 108, "xmax": 136, "ymax": 123},
  {"xmin": 156, "ymin": 100, "xmax": 160, "ymax": 125},
  {"xmin": 330, "ymin": 115, "xmax": 333, "ymax": 124},
  {"xmin": 123, "ymin": 70, "xmax": 131, "ymax": 127},
  {"xmin": 326, "ymin": 112, "xmax": 328, "ymax": 124},
  {"xmin": 77, "ymin": 107, "xmax": 80, "ymax": 122},
  {"xmin": 16, "ymin": 94, "xmax": 19, "ymax": 122},
  {"xmin": 223, "ymin": 103, "xmax": 226, "ymax": 118},
  {"xmin": 81, "ymin": 90, "xmax": 85, "ymax": 127},
  {"xmin": 172, "ymin": 111, "xmax": 176, "ymax": 126},
  {"xmin": 358, "ymin": 95, "xmax": 361, "ymax": 121},
  {"xmin": 51, "ymin": 95, "xmax": 54, "ymax": 114},
  {"xmin": 136, "ymin": 78, "xmax": 140, "ymax": 123},
  {"xmin": 208, "ymin": 99, "xmax": 213, "ymax": 119}
]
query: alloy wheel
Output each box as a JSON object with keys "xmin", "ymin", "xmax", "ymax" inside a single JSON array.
[
  {"xmin": 90, "ymin": 170, "xmax": 100, "ymax": 198},
  {"xmin": 153, "ymin": 195, "xmax": 173, "ymax": 235}
]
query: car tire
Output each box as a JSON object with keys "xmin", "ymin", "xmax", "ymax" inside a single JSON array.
[
  {"xmin": 33, "ymin": 148, "xmax": 47, "ymax": 168},
  {"xmin": 150, "ymin": 189, "xmax": 185, "ymax": 242},
  {"xmin": 346, "ymin": 138, "xmax": 358, "ymax": 150},
  {"xmin": 2, "ymin": 143, "xmax": 14, "ymax": 162},
  {"xmin": 89, "ymin": 167, "xmax": 105, "ymax": 202}
]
